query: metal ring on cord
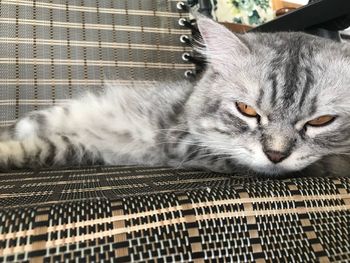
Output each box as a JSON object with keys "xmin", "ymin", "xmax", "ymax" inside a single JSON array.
[
  {"xmin": 176, "ymin": 1, "xmax": 186, "ymax": 11},
  {"xmin": 184, "ymin": 70, "xmax": 194, "ymax": 78},
  {"xmin": 180, "ymin": 35, "xmax": 190, "ymax": 44},
  {"xmin": 178, "ymin": 18, "xmax": 187, "ymax": 27},
  {"xmin": 182, "ymin": 52, "xmax": 191, "ymax": 61},
  {"xmin": 176, "ymin": 1, "xmax": 195, "ymax": 78}
]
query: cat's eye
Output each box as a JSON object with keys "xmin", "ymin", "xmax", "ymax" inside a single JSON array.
[
  {"xmin": 306, "ymin": 115, "xmax": 336, "ymax": 127},
  {"xmin": 236, "ymin": 102, "xmax": 258, "ymax": 118}
]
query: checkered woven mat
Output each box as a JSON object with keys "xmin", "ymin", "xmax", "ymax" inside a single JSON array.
[{"xmin": 0, "ymin": 166, "xmax": 349, "ymax": 262}]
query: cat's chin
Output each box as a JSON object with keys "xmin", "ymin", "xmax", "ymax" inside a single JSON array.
[
  {"xmin": 239, "ymin": 150, "xmax": 321, "ymax": 176},
  {"xmin": 247, "ymin": 162, "xmax": 304, "ymax": 176},
  {"xmin": 248, "ymin": 159, "xmax": 319, "ymax": 176},
  {"xmin": 248, "ymin": 165, "xmax": 289, "ymax": 175}
]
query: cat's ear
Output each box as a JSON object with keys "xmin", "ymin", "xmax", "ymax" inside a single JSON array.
[{"xmin": 196, "ymin": 16, "xmax": 250, "ymax": 66}]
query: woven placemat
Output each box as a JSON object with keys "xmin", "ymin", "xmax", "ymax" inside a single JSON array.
[{"xmin": 0, "ymin": 165, "xmax": 349, "ymax": 262}]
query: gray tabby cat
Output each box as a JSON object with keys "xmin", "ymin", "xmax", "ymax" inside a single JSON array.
[{"xmin": 1, "ymin": 17, "xmax": 350, "ymax": 175}]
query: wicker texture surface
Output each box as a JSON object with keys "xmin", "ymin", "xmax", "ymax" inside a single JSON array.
[
  {"xmin": 0, "ymin": 166, "xmax": 349, "ymax": 262},
  {"xmin": 0, "ymin": 0, "xmax": 193, "ymax": 126}
]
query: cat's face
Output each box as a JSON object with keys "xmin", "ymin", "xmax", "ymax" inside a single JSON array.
[{"xmin": 187, "ymin": 18, "xmax": 350, "ymax": 174}]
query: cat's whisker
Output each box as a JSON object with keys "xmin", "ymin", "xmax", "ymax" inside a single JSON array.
[
  {"xmin": 176, "ymin": 151, "xmax": 234, "ymax": 170},
  {"xmin": 175, "ymin": 148, "xmax": 205, "ymax": 169}
]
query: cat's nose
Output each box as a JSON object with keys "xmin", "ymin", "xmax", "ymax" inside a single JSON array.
[{"xmin": 264, "ymin": 150, "xmax": 288, "ymax": 163}]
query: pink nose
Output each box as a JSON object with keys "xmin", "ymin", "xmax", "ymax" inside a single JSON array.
[{"xmin": 264, "ymin": 150, "xmax": 288, "ymax": 163}]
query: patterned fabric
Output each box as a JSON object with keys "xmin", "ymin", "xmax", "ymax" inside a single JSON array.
[
  {"xmin": 0, "ymin": 166, "xmax": 349, "ymax": 262},
  {"xmin": 214, "ymin": 0, "xmax": 275, "ymax": 26},
  {"xmin": 0, "ymin": 0, "xmax": 194, "ymax": 126}
]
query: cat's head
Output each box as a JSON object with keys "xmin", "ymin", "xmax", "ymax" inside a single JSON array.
[{"xmin": 187, "ymin": 17, "xmax": 350, "ymax": 174}]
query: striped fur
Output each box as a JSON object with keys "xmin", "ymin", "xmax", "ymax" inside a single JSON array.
[{"xmin": 0, "ymin": 18, "xmax": 350, "ymax": 175}]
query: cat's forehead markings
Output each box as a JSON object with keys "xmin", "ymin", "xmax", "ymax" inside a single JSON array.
[
  {"xmin": 256, "ymin": 87, "xmax": 265, "ymax": 108},
  {"xmin": 268, "ymin": 73, "xmax": 278, "ymax": 108},
  {"xmin": 308, "ymin": 96, "xmax": 318, "ymax": 116},
  {"xmin": 256, "ymin": 74, "xmax": 278, "ymax": 110}
]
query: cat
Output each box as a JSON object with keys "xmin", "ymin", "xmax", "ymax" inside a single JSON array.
[{"xmin": 0, "ymin": 17, "xmax": 350, "ymax": 176}]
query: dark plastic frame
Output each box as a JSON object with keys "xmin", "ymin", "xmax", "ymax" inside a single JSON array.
[{"xmin": 251, "ymin": 0, "xmax": 350, "ymax": 41}]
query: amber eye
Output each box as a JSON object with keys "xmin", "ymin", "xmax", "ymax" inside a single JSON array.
[
  {"xmin": 236, "ymin": 102, "xmax": 258, "ymax": 118},
  {"xmin": 306, "ymin": 115, "xmax": 336, "ymax": 127}
]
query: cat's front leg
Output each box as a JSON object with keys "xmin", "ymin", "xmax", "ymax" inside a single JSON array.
[
  {"xmin": 0, "ymin": 134, "xmax": 101, "ymax": 170},
  {"xmin": 0, "ymin": 105, "xmax": 104, "ymax": 169}
]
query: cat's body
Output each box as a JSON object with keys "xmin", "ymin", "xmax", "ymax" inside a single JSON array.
[
  {"xmin": 1, "ymin": 17, "xmax": 350, "ymax": 176},
  {"xmin": 0, "ymin": 81, "xmax": 233, "ymax": 172}
]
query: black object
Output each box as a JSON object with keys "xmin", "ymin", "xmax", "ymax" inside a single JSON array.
[
  {"xmin": 251, "ymin": 0, "xmax": 350, "ymax": 42},
  {"xmin": 197, "ymin": 0, "xmax": 213, "ymax": 18},
  {"xmin": 187, "ymin": 0, "xmax": 198, "ymax": 7}
]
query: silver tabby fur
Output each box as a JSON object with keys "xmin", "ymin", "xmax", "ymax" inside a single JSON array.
[{"xmin": 1, "ymin": 17, "xmax": 350, "ymax": 176}]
